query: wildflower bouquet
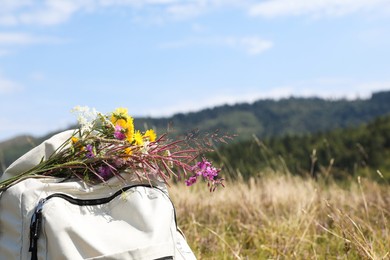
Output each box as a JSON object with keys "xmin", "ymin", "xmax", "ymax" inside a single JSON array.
[{"xmin": 0, "ymin": 106, "xmax": 227, "ymax": 192}]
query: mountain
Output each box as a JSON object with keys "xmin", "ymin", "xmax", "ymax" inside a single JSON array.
[
  {"xmin": 1, "ymin": 90, "xmax": 390, "ymax": 170},
  {"xmin": 134, "ymin": 90, "xmax": 390, "ymax": 139}
]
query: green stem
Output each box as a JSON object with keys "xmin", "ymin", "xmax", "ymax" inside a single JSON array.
[{"xmin": 0, "ymin": 160, "xmax": 87, "ymax": 191}]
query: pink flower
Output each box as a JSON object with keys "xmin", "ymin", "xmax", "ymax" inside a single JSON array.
[
  {"xmin": 203, "ymin": 166, "xmax": 219, "ymax": 181},
  {"xmin": 114, "ymin": 125, "xmax": 126, "ymax": 140},
  {"xmin": 195, "ymin": 160, "xmax": 212, "ymax": 172},
  {"xmin": 193, "ymin": 158, "xmax": 220, "ymax": 181},
  {"xmin": 185, "ymin": 158, "xmax": 223, "ymax": 190},
  {"xmin": 185, "ymin": 176, "xmax": 197, "ymax": 186}
]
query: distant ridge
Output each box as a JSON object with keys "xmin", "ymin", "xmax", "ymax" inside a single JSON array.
[
  {"xmin": 134, "ymin": 90, "xmax": 390, "ymax": 139},
  {"xmin": 1, "ymin": 90, "xmax": 390, "ymax": 169}
]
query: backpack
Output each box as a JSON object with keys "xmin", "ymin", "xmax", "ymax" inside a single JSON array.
[{"xmin": 0, "ymin": 131, "xmax": 196, "ymax": 260}]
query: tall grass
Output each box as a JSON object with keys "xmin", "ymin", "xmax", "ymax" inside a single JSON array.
[{"xmin": 169, "ymin": 173, "xmax": 389, "ymax": 259}]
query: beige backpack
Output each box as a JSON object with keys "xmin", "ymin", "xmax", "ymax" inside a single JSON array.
[{"xmin": 0, "ymin": 131, "xmax": 196, "ymax": 260}]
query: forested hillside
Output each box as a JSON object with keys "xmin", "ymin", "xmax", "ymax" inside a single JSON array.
[
  {"xmin": 135, "ymin": 90, "xmax": 390, "ymax": 139},
  {"xmin": 1, "ymin": 91, "xmax": 390, "ymax": 175},
  {"xmin": 212, "ymin": 115, "xmax": 390, "ymax": 181}
]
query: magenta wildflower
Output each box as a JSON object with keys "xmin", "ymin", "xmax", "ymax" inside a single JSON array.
[
  {"xmin": 193, "ymin": 158, "xmax": 220, "ymax": 181},
  {"xmin": 203, "ymin": 166, "xmax": 219, "ymax": 181},
  {"xmin": 185, "ymin": 176, "xmax": 197, "ymax": 186},
  {"xmin": 114, "ymin": 125, "xmax": 126, "ymax": 140},
  {"xmin": 185, "ymin": 158, "xmax": 223, "ymax": 190},
  {"xmin": 196, "ymin": 159, "xmax": 212, "ymax": 171}
]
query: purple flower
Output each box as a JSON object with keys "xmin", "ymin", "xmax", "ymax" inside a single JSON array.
[
  {"xmin": 98, "ymin": 166, "xmax": 113, "ymax": 180},
  {"xmin": 185, "ymin": 158, "xmax": 222, "ymax": 189},
  {"xmin": 85, "ymin": 144, "xmax": 95, "ymax": 158},
  {"xmin": 185, "ymin": 176, "xmax": 197, "ymax": 186},
  {"xmin": 195, "ymin": 160, "xmax": 212, "ymax": 172},
  {"xmin": 202, "ymin": 166, "xmax": 219, "ymax": 181},
  {"xmin": 114, "ymin": 125, "xmax": 126, "ymax": 140},
  {"xmin": 192, "ymin": 158, "xmax": 220, "ymax": 181}
]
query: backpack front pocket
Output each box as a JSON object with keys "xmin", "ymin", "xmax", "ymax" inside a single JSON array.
[{"xmin": 29, "ymin": 185, "xmax": 177, "ymax": 260}]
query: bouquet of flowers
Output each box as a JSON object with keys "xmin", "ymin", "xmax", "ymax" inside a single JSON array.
[{"xmin": 0, "ymin": 106, "xmax": 227, "ymax": 192}]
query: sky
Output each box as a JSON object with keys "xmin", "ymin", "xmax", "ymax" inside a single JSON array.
[{"xmin": 0, "ymin": 0, "xmax": 390, "ymax": 142}]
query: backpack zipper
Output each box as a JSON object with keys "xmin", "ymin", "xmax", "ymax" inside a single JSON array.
[{"xmin": 29, "ymin": 184, "xmax": 177, "ymax": 260}]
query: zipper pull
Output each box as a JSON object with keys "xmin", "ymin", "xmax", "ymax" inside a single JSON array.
[{"xmin": 29, "ymin": 198, "xmax": 46, "ymax": 253}]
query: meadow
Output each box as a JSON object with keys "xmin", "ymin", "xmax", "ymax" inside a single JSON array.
[{"xmin": 169, "ymin": 173, "xmax": 389, "ymax": 259}]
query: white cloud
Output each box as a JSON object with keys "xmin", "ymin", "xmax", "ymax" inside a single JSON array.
[
  {"xmin": 357, "ymin": 81, "xmax": 390, "ymax": 94},
  {"xmin": 191, "ymin": 23, "xmax": 207, "ymax": 33},
  {"xmin": 0, "ymin": 0, "xmax": 89, "ymax": 26},
  {"xmin": 0, "ymin": 74, "xmax": 22, "ymax": 94},
  {"xmin": 267, "ymin": 78, "xmax": 390, "ymax": 100},
  {"xmin": 0, "ymin": 116, "xmax": 73, "ymax": 142},
  {"xmin": 1, "ymin": 0, "xmax": 387, "ymax": 27},
  {"xmin": 146, "ymin": 78, "xmax": 390, "ymax": 117},
  {"xmin": 0, "ymin": 49, "xmax": 11, "ymax": 56},
  {"xmin": 98, "ymin": 0, "xmax": 178, "ymax": 7},
  {"xmin": 0, "ymin": 32, "xmax": 63, "ymax": 45},
  {"xmin": 160, "ymin": 36, "xmax": 273, "ymax": 55},
  {"xmin": 238, "ymin": 37, "xmax": 273, "ymax": 55},
  {"xmin": 144, "ymin": 93, "xmax": 258, "ymax": 117},
  {"xmin": 29, "ymin": 72, "xmax": 46, "ymax": 81},
  {"xmin": 18, "ymin": 1, "xmax": 80, "ymax": 26},
  {"xmin": 0, "ymin": 0, "xmax": 133, "ymax": 26},
  {"xmin": 0, "ymin": 33, "xmax": 66, "ymax": 56},
  {"xmin": 164, "ymin": 1, "xmax": 219, "ymax": 20},
  {"xmin": 0, "ymin": 0, "xmax": 32, "ymax": 12},
  {"xmin": 249, "ymin": 0, "xmax": 390, "ymax": 18},
  {"xmin": 0, "ymin": 0, "xmax": 250, "ymax": 26}
]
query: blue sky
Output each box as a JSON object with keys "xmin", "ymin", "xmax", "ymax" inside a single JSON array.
[{"xmin": 1, "ymin": 0, "xmax": 390, "ymax": 141}]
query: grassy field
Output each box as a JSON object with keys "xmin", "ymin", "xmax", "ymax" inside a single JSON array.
[{"xmin": 169, "ymin": 173, "xmax": 389, "ymax": 259}]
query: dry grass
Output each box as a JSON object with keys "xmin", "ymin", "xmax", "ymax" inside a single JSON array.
[{"xmin": 169, "ymin": 174, "xmax": 390, "ymax": 259}]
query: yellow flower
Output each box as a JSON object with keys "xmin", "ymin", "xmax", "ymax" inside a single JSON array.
[
  {"xmin": 71, "ymin": 136, "xmax": 79, "ymax": 144},
  {"xmin": 134, "ymin": 130, "xmax": 144, "ymax": 146},
  {"xmin": 71, "ymin": 136, "xmax": 85, "ymax": 151},
  {"xmin": 124, "ymin": 147, "xmax": 132, "ymax": 155},
  {"xmin": 110, "ymin": 107, "xmax": 134, "ymax": 142},
  {"xmin": 111, "ymin": 108, "xmax": 131, "ymax": 126},
  {"xmin": 143, "ymin": 129, "xmax": 157, "ymax": 142},
  {"xmin": 125, "ymin": 118, "xmax": 134, "ymax": 142},
  {"xmin": 110, "ymin": 107, "xmax": 128, "ymax": 123},
  {"xmin": 115, "ymin": 118, "xmax": 127, "ymax": 129}
]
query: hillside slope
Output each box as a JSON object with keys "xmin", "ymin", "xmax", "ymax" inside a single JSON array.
[{"xmin": 135, "ymin": 90, "xmax": 390, "ymax": 139}]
